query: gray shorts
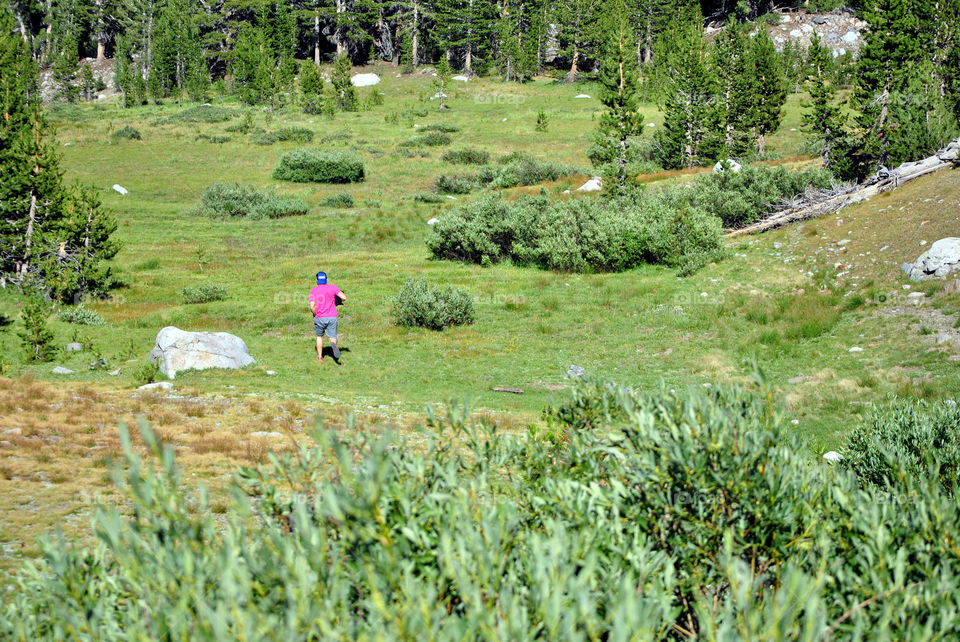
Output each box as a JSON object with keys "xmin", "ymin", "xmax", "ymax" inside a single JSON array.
[{"xmin": 313, "ymin": 317, "xmax": 338, "ymax": 338}]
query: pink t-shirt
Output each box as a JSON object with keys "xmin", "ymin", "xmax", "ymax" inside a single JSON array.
[{"xmin": 309, "ymin": 284, "xmax": 343, "ymax": 318}]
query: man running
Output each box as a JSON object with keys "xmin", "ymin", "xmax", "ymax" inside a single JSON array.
[{"xmin": 309, "ymin": 271, "xmax": 346, "ymax": 362}]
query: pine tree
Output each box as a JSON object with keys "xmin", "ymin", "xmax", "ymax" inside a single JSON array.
[
  {"xmin": 745, "ymin": 29, "xmax": 786, "ymax": 155},
  {"xmin": 331, "ymin": 51, "xmax": 357, "ymax": 110},
  {"xmin": 434, "ymin": 0, "xmax": 495, "ymax": 73},
  {"xmin": 596, "ymin": 0, "xmax": 643, "ymax": 188},
  {"xmin": 80, "ymin": 63, "xmax": 96, "ymax": 101},
  {"xmin": 51, "ymin": 32, "xmax": 79, "ymax": 102},
  {"xmin": 553, "ymin": 0, "xmax": 598, "ymax": 82},
  {"xmin": 17, "ymin": 299, "xmax": 56, "ymax": 361},
  {"xmin": 802, "ymin": 34, "xmax": 846, "ymax": 171},
  {"xmin": 433, "ymin": 54, "xmax": 451, "ymax": 109},
  {"xmin": 713, "ymin": 17, "xmax": 753, "ymax": 156},
  {"xmin": 654, "ymin": 17, "xmax": 722, "ymax": 169},
  {"xmin": 300, "ymin": 59, "xmax": 327, "ymax": 113}
]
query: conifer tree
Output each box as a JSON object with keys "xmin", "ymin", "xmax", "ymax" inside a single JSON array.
[
  {"xmin": 433, "ymin": 0, "xmax": 495, "ymax": 73},
  {"xmin": 433, "ymin": 54, "xmax": 451, "ymax": 109},
  {"xmin": 553, "ymin": 0, "xmax": 599, "ymax": 82},
  {"xmin": 654, "ymin": 17, "xmax": 722, "ymax": 169},
  {"xmin": 802, "ymin": 34, "xmax": 846, "ymax": 171},
  {"xmin": 596, "ymin": 0, "xmax": 643, "ymax": 188},
  {"xmin": 51, "ymin": 32, "xmax": 79, "ymax": 102},
  {"xmin": 300, "ymin": 59, "xmax": 327, "ymax": 113},
  {"xmin": 713, "ymin": 17, "xmax": 753, "ymax": 155},
  {"xmin": 745, "ymin": 29, "xmax": 786, "ymax": 155},
  {"xmin": 80, "ymin": 63, "xmax": 96, "ymax": 101},
  {"xmin": 331, "ymin": 51, "xmax": 357, "ymax": 110}
]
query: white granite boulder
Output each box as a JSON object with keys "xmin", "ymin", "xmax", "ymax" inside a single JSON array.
[
  {"xmin": 149, "ymin": 326, "xmax": 255, "ymax": 379},
  {"xmin": 902, "ymin": 238, "xmax": 960, "ymax": 281},
  {"xmin": 350, "ymin": 73, "xmax": 380, "ymax": 87}
]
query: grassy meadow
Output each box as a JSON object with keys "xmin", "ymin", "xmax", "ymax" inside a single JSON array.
[{"xmin": 2, "ymin": 66, "xmax": 959, "ymax": 574}]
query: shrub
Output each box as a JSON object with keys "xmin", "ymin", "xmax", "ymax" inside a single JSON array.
[
  {"xmin": 57, "ymin": 305, "xmax": 106, "ymax": 326},
  {"xmin": 427, "ymin": 192, "xmax": 724, "ymax": 273},
  {"xmin": 196, "ymin": 134, "xmax": 231, "ymax": 144},
  {"xmin": 272, "ymin": 149, "xmax": 365, "ymax": 183},
  {"xmin": 413, "ymin": 192, "xmax": 444, "ymax": 203},
  {"xmin": 688, "ymin": 164, "xmax": 835, "ymax": 228},
  {"xmin": 164, "ymin": 106, "xmax": 236, "ymax": 123},
  {"xmin": 112, "ymin": 126, "xmax": 141, "ymax": 140},
  {"xmin": 250, "ymin": 131, "xmax": 279, "ymax": 145},
  {"xmin": 131, "ymin": 361, "xmax": 161, "ymax": 387},
  {"xmin": 392, "ymin": 278, "xmax": 475, "ymax": 330},
  {"xmin": 189, "ymin": 183, "xmax": 309, "ymax": 219},
  {"xmin": 225, "ymin": 113, "xmax": 254, "ymax": 133},
  {"xmin": 17, "ymin": 300, "xmax": 56, "ymax": 361},
  {"xmin": 841, "ymin": 399, "xmax": 960, "ymax": 491},
  {"xmin": 181, "ymin": 283, "xmax": 228, "ymax": 304},
  {"xmin": 486, "ymin": 153, "xmax": 577, "ymax": 188},
  {"xmin": 399, "ymin": 131, "xmax": 452, "ymax": 147},
  {"xmin": 320, "ymin": 193, "xmax": 355, "ymax": 208},
  {"xmin": 441, "ymin": 147, "xmax": 490, "ymax": 165},
  {"xmin": 8, "ymin": 381, "xmax": 960, "ymax": 637},
  {"xmin": 274, "ymin": 127, "xmax": 314, "ymax": 143},
  {"xmin": 420, "ymin": 123, "xmax": 460, "ymax": 133},
  {"xmin": 435, "ymin": 173, "xmax": 477, "ymax": 194}
]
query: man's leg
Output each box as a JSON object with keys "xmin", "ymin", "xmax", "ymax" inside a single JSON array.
[
  {"xmin": 316, "ymin": 335, "xmax": 323, "ymax": 360},
  {"xmin": 328, "ymin": 319, "xmax": 341, "ymax": 361}
]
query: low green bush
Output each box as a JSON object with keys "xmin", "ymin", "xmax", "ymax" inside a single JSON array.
[
  {"xmin": 483, "ymin": 152, "xmax": 577, "ymax": 188},
  {"xmin": 250, "ymin": 131, "xmax": 279, "ymax": 145},
  {"xmin": 399, "ymin": 131, "xmax": 452, "ymax": 147},
  {"xmin": 112, "ymin": 126, "xmax": 141, "ymax": 140},
  {"xmin": 320, "ymin": 193, "xmax": 355, "ymax": 208},
  {"xmin": 435, "ymin": 173, "xmax": 477, "ymax": 194},
  {"xmin": 427, "ymin": 192, "xmax": 724, "ymax": 273},
  {"xmin": 164, "ymin": 106, "xmax": 236, "ymax": 123},
  {"xmin": 181, "ymin": 283, "xmax": 228, "ymax": 304},
  {"xmin": 392, "ymin": 278, "xmax": 475, "ymax": 330},
  {"xmin": 196, "ymin": 134, "xmax": 231, "ymax": 144},
  {"xmin": 274, "ymin": 126, "xmax": 314, "ymax": 143},
  {"xmin": 688, "ymin": 164, "xmax": 835, "ymax": 228},
  {"xmin": 273, "ymin": 149, "xmax": 365, "ymax": 183},
  {"xmin": 131, "ymin": 361, "xmax": 161, "ymax": 387},
  {"xmin": 420, "ymin": 123, "xmax": 460, "ymax": 133},
  {"xmin": 6, "ymin": 381, "xmax": 960, "ymax": 637},
  {"xmin": 188, "ymin": 182, "xmax": 309, "ymax": 219},
  {"xmin": 56, "ymin": 305, "xmax": 106, "ymax": 326},
  {"xmin": 413, "ymin": 192, "xmax": 444, "ymax": 203},
  {"xmin": 441, "ymin": 147, "xmax": 490, "ymax": 165}
]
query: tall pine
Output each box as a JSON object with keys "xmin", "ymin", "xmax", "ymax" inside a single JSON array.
[{"xmin": 802, "ymin": 34, "xmax": 846, "ymax": 171}]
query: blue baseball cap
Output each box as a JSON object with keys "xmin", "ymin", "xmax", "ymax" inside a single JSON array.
[{"xmin": 316, "ymin": 271, "xmax": 327, "ymax": 284}]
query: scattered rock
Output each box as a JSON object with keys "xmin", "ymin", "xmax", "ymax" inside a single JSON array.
[
  {"xmin": 426, "ymin": 218, "xmax": 439, "ymax": 225},
  {"xmin": 350, "ymin": 73, "xmax": 380, "ymax": 87},
  {"xmin": 108, "ymin": 369, "xmax": 121, "ymax": 376},
  {"xmin": 2, "ymin": 428, "xmax": 22, "ymax": 437},
  {"xmin": 250, "ymin": 431, "xmax": 284, "ymax": 438},
  {"xmin": 822, "ymin": 451, "xmax": 842, "ymax": 463},
  {"xmin": 452, "ymin": 75, "xmax": 469, "ymax": 82},
  {"xmin": 907, "ymin": 291, "xmax": 925, "ymax": 299},
  {"xmin": 137, "ymin": 381, "xmax": 173, "ymax": 391},
  {"xmin": 265, "ymin": 370, "xmax": 277, "ymax": 376},
  {"xmin": 576, "ymin": 177, "xmax": 603, "ymax": 192},
  {"xmin": 430, "ymin": 92, "xmax": 447, "ymax": 100},
  {"xmin": 646, "ymin": 122, "xmax": 655, "ymax": 127},
  {"xmin": 936, "ymin": 334, "xmax": 955, "ymax": 345},
  {"xmin": 52, "ymin": 366, "xmax": 74, "ymax": 374},
  {"xmin": 65, "ymin": 342, "xmax": 82, "ymax": 352},
  {"xmin": 574, "ymin": 94, "xmax": 590, "ymax": 99},
  {"xmin": 565, "ymin": 365, "xmax": 586, "ymax": 379},
  {"xmin": 149, "ymin": 326, "xmax": 255, "ymax": 379},
  {"xmin": 848, "ymin": 347, "xmax": 864, "ymax": 353},
  {"xmin": 903, "ymin": 238, "xmax": 960, "ymax": 280},
  {"xmin": 112, "ymin": 184, "xmax": 128, "ymax": 195},
  {"xmin": 713, "ymin": 159, "xmax": 742, "ymax": 173},
  {"xmin": 788, "ymin": 376, "xmax": 806, "ymax": 384}
]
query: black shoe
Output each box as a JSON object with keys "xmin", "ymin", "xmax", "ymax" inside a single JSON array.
[{"xmin": 331, "ymin": 343, "xmax": 341, "ymax": 361}]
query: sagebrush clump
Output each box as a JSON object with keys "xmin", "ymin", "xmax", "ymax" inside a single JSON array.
[
  {"xmin": 392, "ymin": 278, "xmax": 475, "ymax": 330},
  {"xmin": 320, "ymin": 193, "xmax": 355, "ymax": 208},
  {"xmin": 56, "ymin": 304, "xmax": 106, "ymax": 326},
  {"xmin": 111, "ymin": 126, "xmax": 141, "ymax": 140},
  {"xmin": 163, "ymin": 106, "xmax": 236, "ymax": 123},
  {"xmin": 441, "ymin": 147, "xmax": 490, "ymax": 165},
  {"xmin": 273, "ymin": 149, "xmax": 365, "ymax": 183},
  {"xmin": 188, "ymin": 183, "xmax": 309, "ymax": 219},
  {"xmin": 180, "ymin": 283, "xmax": 227, "ymax": 304}
]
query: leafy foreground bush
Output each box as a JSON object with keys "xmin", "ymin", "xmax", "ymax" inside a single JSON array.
[
  {"xmin": 427, "ymin": 192, "xmax": 724, "ymax": 274},
  {"xmin": 56, "ymin": 304, "xmax": 106, "ymax": 326},
  {"xmin": 5, "ymin": 382, "xmax": 960, "ymax": 639},
  {"xmin": 111, "ymin": 126, "xmax": 141, "ymax": 140},
  {"xmin": 274, "ymin": 126, "xmax": 314, "ymax": 143},
  {"xmin": 320, "ymin": 193, "xmax": 355, "ymax": 208},
  {"xmin": 392, "ymin": 278, "xmax": 474, "ymax": 330},
  {"xmin": 689, "ymin": 164, "xmax": 835, "ymax": 228},
  {"xmin": 272, "ymin": 149, "xmax": 365, "ymax": 183},
  {"xmin": 188, "ymin": 182, "xmax": 309, "ymax": 219},
  {"xmin": 180, "ymin": 282, "xmax": 227, "ymax": 304}
]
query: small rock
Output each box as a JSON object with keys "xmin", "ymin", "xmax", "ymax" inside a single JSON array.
[
  {"xmin": 646, "ymin": 122, "xmax": 655, "ymax": 127},
  {"xmin": 848, "ymin": 347, "xmax": 864, "ymax": 353},
  {"xmin": 350, "ymin": 73, "xmax": 380, "ymax": 87},
  {"xmin": 250, "ymin": 431, "xmax": 284, "ymax": 438},
  {"xmin": 713, "ymin": 159, "xmax": 742, "ymax": 173},
  {"xmin": 426, "ymin": 218, "xmax": 440, "ymax": 225},
  {"xmin": 576, "ymin": 177, "xmax": 603, "ymax": 192},
  {"xmin": 936, "ymin": 334, "xmax": 955, "ymax": 345},
  {"xmin": 452, "ymin": 75, "xmax": 469, "ymax": 82},
  {"xmin": 445, "ymin": 195, "xmax": 457, "ymax": 200},
  {"xmin": 565, "ymin": 365, "xmax": 586, "ymax": 379},
  {"xmin": 65, "ymin": 342, "xmax": 83, "ymax": 352},
  {"xmin": 108, "ymin": 369, "xmax": 121, "ymax": 376},
  {"xmin": 574, "ymin": 94, "xmax": 591, "ymax": 99},
  {"xmin": 823, "ymin": 451, "xmax": 842, "ymax": 463},
  {"xmin": 788, "ymin": 376, "xmax": 806, "ymax": 384},
  {"xmin": 906, "ymin": 291, "xmax": 925, "ymax": 299},
  {"xmin": 137, "ymin": 381, "xmax": 173, "ymax": 391},
  {"xmin": 2, "ymin": 428, "xmax": 22, "ymax": 437},
  {"xmin": 52, "ymin": 366, "xmax": 74, "ymax": 374},
  {"xmin": 265, "ymin": 370, "xmax": 277, "ymax": 376}
]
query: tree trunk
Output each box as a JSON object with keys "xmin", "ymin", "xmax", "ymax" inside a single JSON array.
[
  {"xmin": 411, "ymin": 5, "xmax": 419, "ymax": 67},
  {"xmin": 97, "ymin": 38, "xmax": 105, "ymax": 61},
  {"xmin": 17, "ymin": 194, "xmax": 38, "ymax": 280},
  {"xmin": 568, "ymin": 44, "xmax": 578, "ymax": 83},
  {"xmin": 465, "ymin": 45, "xmax": 472, "ymax": 72},
  {"xmin": 314, "ymin": 14, "xmax": 321, "ymax": 65},
  {"xmin": 335, "ymin": 0, "xmax": 346, "ymax": 54}
]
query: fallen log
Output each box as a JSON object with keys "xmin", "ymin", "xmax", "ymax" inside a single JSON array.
[
  {"xmin": 728, "ymin": 137, "xmax": 960, "ymax": 237},
  {"xmin": 492, "ymin": 387, "xmax": 524, "ymax": 394}
]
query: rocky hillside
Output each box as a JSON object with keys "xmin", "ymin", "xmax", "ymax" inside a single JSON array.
[{"xmin": 707, "ymin": 10, "xmax": 867, "ymax": 57}]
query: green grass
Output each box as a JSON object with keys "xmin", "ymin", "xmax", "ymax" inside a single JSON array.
[{"xmin": 1, "ymin": 69, "xmax": 958, "ymax": 452}]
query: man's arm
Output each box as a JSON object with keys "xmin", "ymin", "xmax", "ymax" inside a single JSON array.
[
  {"xmin": 336, "ymin": 290, "xmax": 346, "ymax": 302},
  {"xmin": 309, "ymin": 298, "xmax": 317, "ymax": 315}
]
